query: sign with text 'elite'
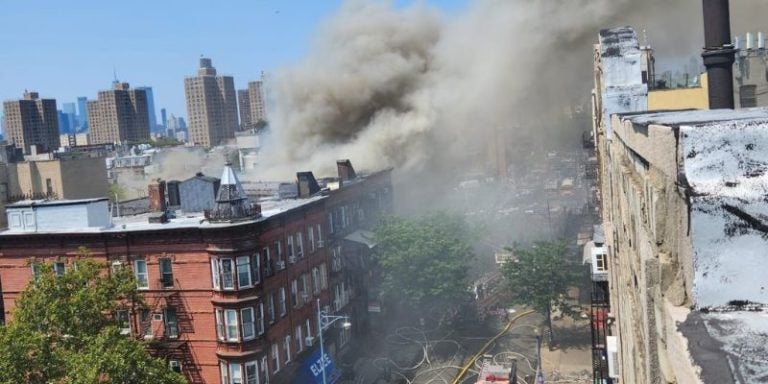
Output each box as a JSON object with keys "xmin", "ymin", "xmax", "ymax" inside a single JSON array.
[{"xmin": 298, "ymin": 349, "xmax": 336, "ymax": 384}]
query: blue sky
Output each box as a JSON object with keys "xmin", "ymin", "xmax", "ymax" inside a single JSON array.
[{"xmin": 0, "ymin": 0, "xmax": 468, "ymax": 121}]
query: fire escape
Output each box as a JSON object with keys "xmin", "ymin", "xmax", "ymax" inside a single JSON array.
[{"xmin": 590, "ymin": 280, "xmax": 611, "ymax": 384}]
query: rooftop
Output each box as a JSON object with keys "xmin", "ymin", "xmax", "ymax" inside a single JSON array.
[{"xmin": 680, "ymin": 308, "xmax": 768, "ymax": 383}]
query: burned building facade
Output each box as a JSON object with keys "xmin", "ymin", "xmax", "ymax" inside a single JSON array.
[{"xmin": 0, "ymin": 161, "xmax": 392, "ymax": 384}]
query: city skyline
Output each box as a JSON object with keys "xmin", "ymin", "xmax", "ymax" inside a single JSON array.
[{"xmin": 0, "ymin": 0, "xmax": 468, "ymax": 125}]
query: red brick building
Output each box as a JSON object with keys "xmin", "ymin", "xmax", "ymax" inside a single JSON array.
[{"xmin": 0, "ymin": 160, "xmax": 392, "ymax": 384}]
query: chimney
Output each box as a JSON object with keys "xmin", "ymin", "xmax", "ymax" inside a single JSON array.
[
  {"xmin": 702, "ymin": 0, "xmax": 736, "ymax": 109},
  {"xmin": 297, "ymin": 172, "xmax": 321, "ymax": 198},
  {"xmin": 337, "ymin": 159, "xmax": 357, "ymax": 183},
  {"xmin": 148, "ymin": 179, "xmax": 166, "ymax": 212}
]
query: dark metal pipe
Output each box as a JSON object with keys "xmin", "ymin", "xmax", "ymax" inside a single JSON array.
[{"xmin": 702, "ymin": 0, "xmax": 736, "ymax": 109}]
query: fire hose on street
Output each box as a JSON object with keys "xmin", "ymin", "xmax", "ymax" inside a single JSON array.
[{"xmin": 451, "ymin": 309, "xmax": 535, "ymax": 384}]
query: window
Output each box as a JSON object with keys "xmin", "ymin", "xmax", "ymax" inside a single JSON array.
[
  {"xmin": 30, "ymin": 263, "xmax": 41, "ymax": 280},
  {"xmin": 328, "ymin": 213, "xmax": 335, "ymax": 234},
  {"xmin": 231, "ymin": 363, "xmax": 243, "ymax": 384},
  {"xmin": 225, "ymin": 309, "xmax": 238, "ymax": 342},
  {"xmin": 115, "ymin": 310, "xmax": 130, "ymax": 335},
  {"xmin": 211, "ymin": 258, "xmax": 221, "ymax": 289},
  {"xmin": 331, "ymin": 247, "xmax": 342, "ymax": 272},
  {"xmin": 54, "ymin": 262, "xmax": 66, "ymax": 277},
  {"xmin": 271, "ymin": 344, "xmax": 280, "ymax": 373},
  {"xmin": 340, "ymin": 206, "xmax": 348, "ymax": 228},
  {"xmin": 295, "ymin": 325, "xmax": 303, "ymax": 352},
  {"xmin": 279, "ymin": 287, "xmax": 287, "ymax": 317},
  {"xmin": 45, "ymin": 178, "xmax": 53, "ymax": 195},
  {"xmin": 595, "ymin": 253, "xmax": 607, "ymax": 272},
  {"xmin": 260, "ymin": 356, "xmax": 269, "ymax": 384},
  {"xmin": 220, "ymin": 361, "xmax": 230, "ymax": 384},
  {"xmin": 284, "ymin": 334, "xmax": 291, "ymax": 362},
  {"xmin": 296, "ymin": 231, "xmax": 304, "ymax": 258},
  {"xmin": 169, "ymin": 360, "xmax": 182, "ymax": 374},
  {"xmin": 287, "ymin": 235, "xmax": 295, "ymax": 261},
  {"xmin": 290, "ymin": 279, "xmax": 299, "ymax": 307},
  {"xmin": 312, "ymin": 267, "xmax": 320, "ymax": 295},
  {"xmin": 267, "ymin": 293, "xmax": 276, "ymax": 324},
  {"xmin": 252, "ymin": 254, "xmax": 261, "ymax": 285},
  {"xmin": 316, "ymin": 224, "xmax": 323, "ymax": 248},
  {"xmin": 305, "ymin": 319, "xmax": 312, "ymax": 340},
  {"xmin": 221, "ymin": 258, "xmax": 235, "ymax": 290},
  {"xmin": 134, "ymin": 259, "xmax": 148, "ymax": 289},
  {"xmin": 165, "ymin": 307, "xmax": 178, "ymax": 338},
  {"xmin": 300, "ymin": 273, "xmax": 309, "ymax": 303},
  {"xmin": 319, "ymin": 263, "xmax": 328, "ymax": 289},
  {"xmin": 237, "ymin": 256, "xmax": 252, "ymax": 288},
  {"xmin": 275, "ymin": 241, "xmax": 283, "ymax": 263},
  {"xmin": 241, "ymin": 307, "xmax": 255, "ymax": 340},
  {"xmin": 256, "ymin": 302, "xmax": 265, "ymax": 335},
  {"xmin": 308, "ymin": 226, "xmax": 315, "ymax": 253},
  {"xmin": 245, "ymin": 361, "xmax": 258, "ymax": 384},
  {"xmin": 263, "ymin": 247, "xmax": 273, "ymax": 277},
  {"xmin": 159, "ymin": 258, "xmax": 173, "ymax": 288}
]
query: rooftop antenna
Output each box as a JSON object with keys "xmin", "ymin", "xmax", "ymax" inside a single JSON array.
[{"xmin": 112, "ymin": 66, "xmax": 120, "ymax": 87}]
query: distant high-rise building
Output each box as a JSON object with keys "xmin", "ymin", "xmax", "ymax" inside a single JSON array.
[
  {"xmin": 87, "ymin": 82, "xmax": 150, "ymax": 145},
  {"xmin": 184, "ymin": 57, "xmax": 238, "ymax": 147},
  {"xmin": 136, "ymin": 86, "xmax": 158, "ymax": 133},
  {"xmin": 76, "ymin": 96, "xmax": 88, "ymax": 131},
  {"xmin": 247, "ymin": 77, "xmax": 267, "ymax": 124},
  {"xmin": 2, "ymin": 91, "xmax": 60, "ymax": 154},
  {"xmin": 57, "ymin": 110, "xmax": 74, "ymax": 135},
  {"xmin": 178, "ymin": 117, "xmax": 187, "ymax": 131},
  {"xmin": 237, "ymin": 89, "xmax": 252, "ymax": 130},
  {"xmin": 160, "ymin": 108, "xmax": 168, "ymax": 129}
]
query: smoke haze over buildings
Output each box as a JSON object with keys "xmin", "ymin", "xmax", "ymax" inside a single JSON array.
[{"xmin": 256, "ymin": 0, "xmax": 768, "ymax": 181}]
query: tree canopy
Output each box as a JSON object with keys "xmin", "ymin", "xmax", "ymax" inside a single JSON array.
[
  {"xmin": 501, "ymin": 240, "xmax": 581, "ymax": 336},
  {"xmin": 374, "ymin": 212, "xmax": 475, "ymax": 310},
  {"xmin": 0, "ymin": 253, "xmax": 186, "ymax": 384}
]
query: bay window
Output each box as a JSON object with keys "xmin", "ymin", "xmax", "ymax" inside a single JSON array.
[
  {"xmin": 241, "ymin": 307, "xmax": 255, "ymax": 340},
  {"xmin": 226, "ymin": 310, "xmax": 238, "ymax": 342},
  {"xmin": 212, "ymin": 256, "xmax": 260, "ymax": 291},
  {"xmin": 236, "ymin": 256, "xmax": 252, "ymax": 288},
  {"xmin": 245, "ymin": 361, "xmax": 258, "ymax": 384},
  {"xmin": 221, "ymin": 259, "xmax": 234, "ymax": 289}
]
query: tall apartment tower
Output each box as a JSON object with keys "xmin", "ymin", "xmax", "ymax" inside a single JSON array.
[
  {"xmin": 87, "ymin": 82, "xmax": 150, "ymax": 145},
  {"xmin": 247, "ymin": 77, "xmax": 267, "ymax": 124},
  {"xmin": 2, "ymin": 91, "xmax": 60, "ymax": 154},
  {"xmin": 184, "ymin": 57, "xmax": 238, "ymax": 147},
  {"xmin": 237, "ymin": 89, "xmax": 252, "ymax": 130}
]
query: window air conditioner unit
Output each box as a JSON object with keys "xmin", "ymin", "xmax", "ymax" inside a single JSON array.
[
  {"xmin": 305, "ymin": 336, "xmax": 315, "ymax": 347},
  {"xmin": 276, "ymin": 261, "xmax": 286, "ymax": 270},
  {"xmin": 288, "ymin": 256, "xmax": 297, "ymax": 264},
  {"xmin": 317, "ymin": 240, "xmax": 324, "ymax": 248}
]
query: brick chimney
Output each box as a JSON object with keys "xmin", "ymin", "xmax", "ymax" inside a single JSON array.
[
  {"xmin": 337, "ymin": 159, "xmax": 357, "ymax": 183},
  {"xmin": 148, "ymin": 179, "xmax": 166, "ymax": 212},
  {"xmin": 297, "ymin": 172, "xmax": 320, "ymax": 198}
]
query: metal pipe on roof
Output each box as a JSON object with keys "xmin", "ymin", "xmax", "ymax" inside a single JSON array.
[{"xmin": 702, "ymin": 0, "xmax": 736, "ymax": 109}]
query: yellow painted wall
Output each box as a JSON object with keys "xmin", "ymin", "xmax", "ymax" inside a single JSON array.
[{"xmin": 648, "ymin": 73, "xmax": 709, "ymax": 110}]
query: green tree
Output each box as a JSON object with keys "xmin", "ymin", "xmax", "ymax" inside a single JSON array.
[
  {"xmin": 108, "ymin": 182, "xmax": 127, "ymax": 203},
  {"xmin": 0, "ymin": 251, "xmax": 186, "ymax": 384},
  {"xmin": 374, "ymin": 212, "xmax": 475, "ymax": 311},
  {"xmin": 501, "ymin": 240, "xmax": 581, "ymax": 343}
]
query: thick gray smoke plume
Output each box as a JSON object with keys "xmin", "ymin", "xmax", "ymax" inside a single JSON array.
[{"xmin": 258, "ymin": 0, "xmax": 768, "ymax": 178}]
